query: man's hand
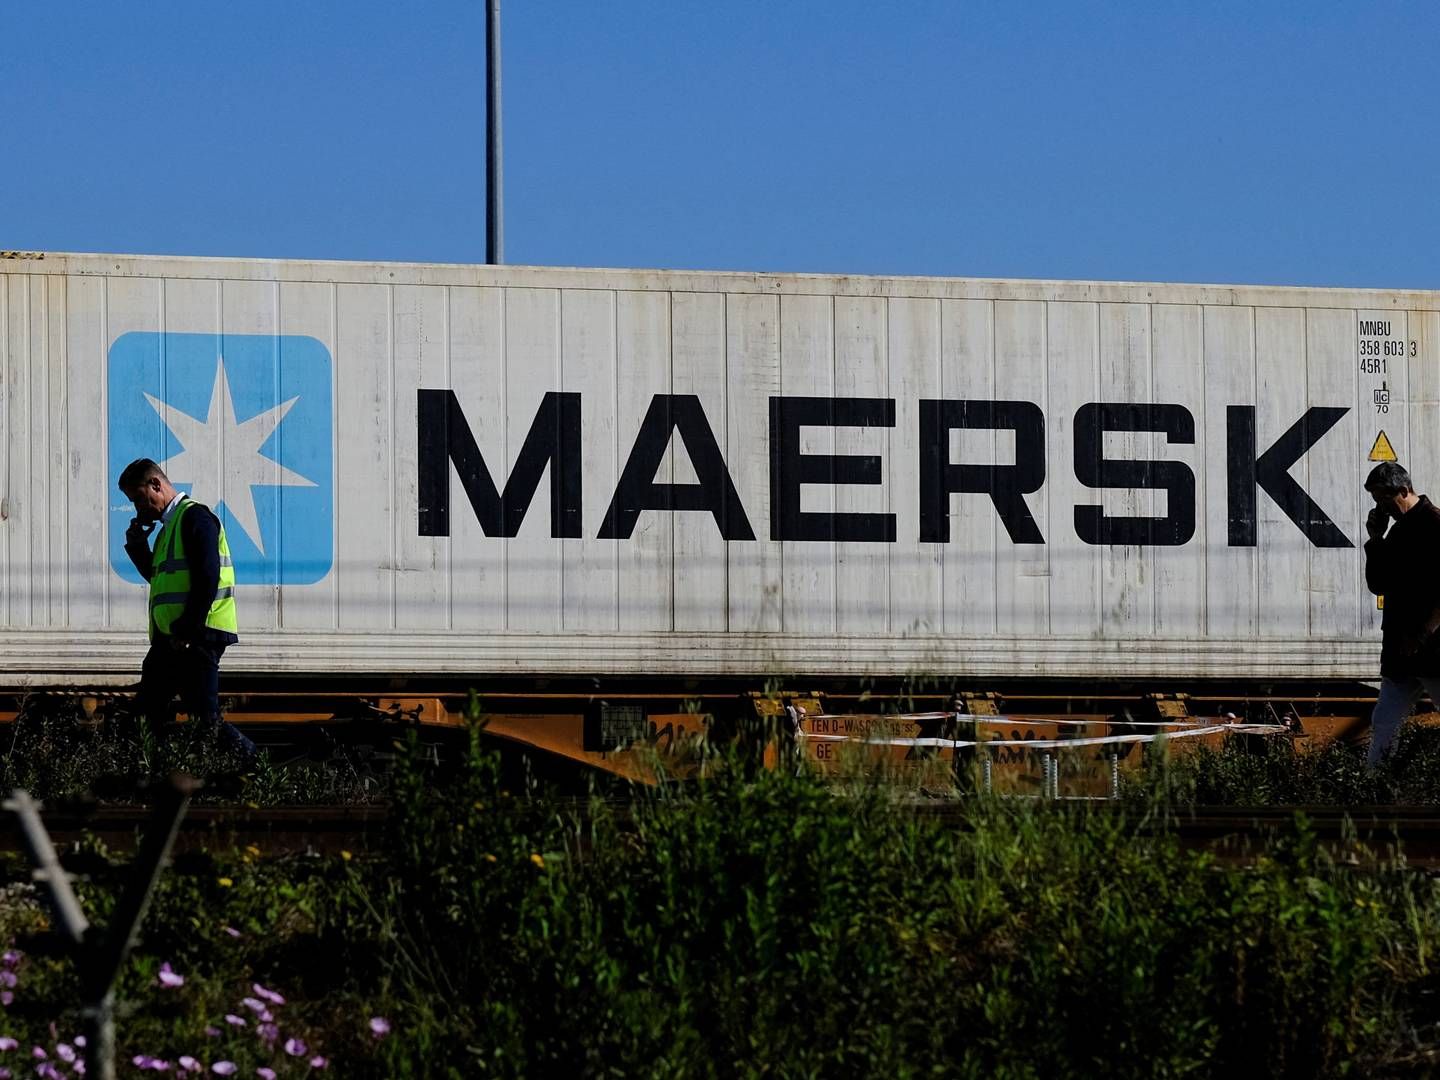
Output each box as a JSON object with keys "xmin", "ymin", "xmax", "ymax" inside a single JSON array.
[
  {"xmin": 1366, "ymin": 506, "xmax": 1390, "ymax": 541},
  {"xmin": 125, "ymin": 516, "xmax": 155, "ymax": 547}
]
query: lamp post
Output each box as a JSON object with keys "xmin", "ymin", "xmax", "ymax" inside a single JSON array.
[{"xmin": 486, "ymin": 0, "xmax": 504, "ymax": 264}]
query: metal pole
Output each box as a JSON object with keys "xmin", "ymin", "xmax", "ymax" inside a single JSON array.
[
  {"xmin": 5, "ymin": 790, "xmax": 90, "ymax": 946},
  {"xmin": 486, "ymin": 0, "xmax": 504, "ymax": 264},
  {"xmin": 6, "ymin": 776, "xmax": 196, "ymax": 1080}
]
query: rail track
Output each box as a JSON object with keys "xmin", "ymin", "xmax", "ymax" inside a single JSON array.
[{"xmin": 7, "ymin": 800, "xmax": 1440, "ymax": 867}]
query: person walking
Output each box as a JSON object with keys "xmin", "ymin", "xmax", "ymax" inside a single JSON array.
[
  {"xmin": 1363, "ymin": 461, "xmax": 1440, "ymax": 766},
  {"xmin": 117, "ymin": 458, "xmax": 255, "ymax": 759}
]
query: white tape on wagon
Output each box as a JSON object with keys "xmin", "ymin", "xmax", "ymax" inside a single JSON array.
[
  {"xmin": 794, "ymin": 723, "xmax": 1288, "ymax": 752},
  {"xmin": 799, "ymin": 712, "xmax": 1247, "ymax": 729}
]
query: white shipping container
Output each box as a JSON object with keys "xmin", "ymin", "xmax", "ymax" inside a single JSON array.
[{"xmin": 0, "ymin": 251, "xmax": 1433, "ymax": 684}]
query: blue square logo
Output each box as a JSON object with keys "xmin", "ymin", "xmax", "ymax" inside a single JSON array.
[{"xmin": 108, "ymin": 332, "xmax": 334, "ymax": 586}]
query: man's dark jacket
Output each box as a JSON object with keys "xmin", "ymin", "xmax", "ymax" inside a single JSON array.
[
  {"xmin": 124, "ymin": 500, "xmax": 239, "ymax": 651},
  {"xmin": 1365, "ymin": 495, "xmax": 1440, "ymax": 677}
]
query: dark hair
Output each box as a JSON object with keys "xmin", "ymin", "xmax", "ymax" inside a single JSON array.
[
  {"xmin": 1365, "ymin": 461, "xmax": 1413, "ymax": 496},
  {"xmin": 118, "ymin": 458, "xmax": 167, "ymax": 492}
]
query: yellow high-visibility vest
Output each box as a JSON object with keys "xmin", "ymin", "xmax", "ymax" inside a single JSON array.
[{"xmin": 148, "ymin": 499, "xmax": 238, "ymax": 640}]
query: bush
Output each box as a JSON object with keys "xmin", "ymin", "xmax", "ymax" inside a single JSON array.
[
  {"xmin": 4, "ymin": 728, "xmax": 1440, "ymax": 1076},
  {"xmin": 349, "ymin": 732, "xmax": 1440, "ymax": 1077},
  {"xmin": 1134, "ymin": 724, "xmax": 1440, "ymax": 807}
]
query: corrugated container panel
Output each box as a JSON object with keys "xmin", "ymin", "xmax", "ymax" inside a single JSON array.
[
  {"xmin": 1202, "ymin": 305, "xmax": 1256, "ymax": 638},
  {"xmin": 778, "ymin": 293, "xmax": 835, "ymax": 634},
  {"xmin": 446, "ymin": 285, "xmax": 505, "ymax": 632},
  {"xmin": 615, "ymin": 289, "xmax": 672, "ymax": 632},
  {"xmin": 836, "ymin": 295, "xmax": 889, "ymax": 634},
  {"xmin": 1046, "ymin": 301, "xmax": 1097, "ymax": 637},
  {"xmin": 994, "ymin": 300, "xmax": 1048, "ymax": 638},
  {"xmin": 1151, "ymin": 304, "xmax": 1205, "ymax": 638},
  {"xmin": 726, "ymin": 293, "xmax": 780, "ymax": 633},
  {"xmin": 66, "ymin": 274, "xmax": 108, "ymax": 629},
  {"xmin": 1308, "ymin": 307, "xmax": 1359, "ymax": 639},
  {"xmin": 670, "ymin": 291, "xmax": 727, "ymax": 632},
  {"xmin": 561, "ymin": 287, "xmax": 617, "ymax": 633},
  {"xmin": 394, "ymin": 282, "xmax": 449, "ymax": 630},
  {"xmin": 888, "ymin": 296, "xmax": 942, "ymax": 634}
]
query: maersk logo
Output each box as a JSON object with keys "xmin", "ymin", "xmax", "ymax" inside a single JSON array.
[{"xmin": 108, "ymin": 332, "xmax": 333, "ymax": 585}]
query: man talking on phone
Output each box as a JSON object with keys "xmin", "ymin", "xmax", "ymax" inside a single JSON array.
[
  {"xmin": 1363, "ymin": 461, "xmax": 1440, "ymax": 766},
  {"xmin": 117, "ymin": 458, "xmax": 254, "ymax": 759}
]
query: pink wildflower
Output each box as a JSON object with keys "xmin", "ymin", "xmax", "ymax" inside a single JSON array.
[
  {"xmin": 0, "ymin": 1039, "xmax": 13, "ymax": 1051},
  {"xmin": 368, "ymin": 1016, "xmax": 391, "ymax": 1038},
  {"xmin": 178, "ymin": 1058, "xmax": 201, "ymax": 1073},
  {"xmin": 204, "ymin": 1027, "xmax": 221, "ymax": 1038},
  {"xmin": 282, "ymin": 1038, "xmax": 306, "ymax": 1057},
  {"xmin": 251, "ymin": 984, "xmax": 285, "ymax": 1006},
  {"xmin": 255, "ymin": 1070, "xmax": 276, "ymax": 1080},
  {"xmin": 0, "ymin": 994, "xmax": 10, "ymax": 1008},
  {"xmin": 31, "ymin": 1047, "xmax": 45, "ymax": 1059},
  {"xmin": 222, "ymin": 927, "xmax": 242, "ymax": 940},
  {"xmin": 0, "ymin": 972, "xmax": 16, "ymax": 990},
  {"xmin": 56, "ymin": 1044, "xmax": 75, "ymax": 1063},
  {"xmin": 255, "ymin": 1023, "xmax": 278, "ymax": 1046},
  {"xmin": 0, "ymin": 1067, "xmax": 10, "ymax": 1079},
  {"xmin": 157, "ymin": 963, "xmax": 184, "ymax": 989},
  {"xmin": 308, "ymin": 1056, "xmax": 328, "ymax": 1069},
  {"xmin": 241, "ymin": 998, "xmax": 267, "ymax": 1015},
  {"xmin": 74, "ymin": 1038, "xmax": 85, "ymax": 1048},
  {"xmin": 0, "ymin": 952, "xmax": 16, "ymax": 968},
  {"xmin": 224, "ymin": 1015, "xmax": 246, "ymax": 1028},
  {"xmin": 211, "ymin": 1064, "xmax": 237, "ymax": 1077}
]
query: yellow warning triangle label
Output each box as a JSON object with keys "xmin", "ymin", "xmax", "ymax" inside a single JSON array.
[{"xmin": 1369, "ymin": 430, "xmax": 1398, "ymax": 462}]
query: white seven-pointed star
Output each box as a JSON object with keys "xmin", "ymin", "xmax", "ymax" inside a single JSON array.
[{"xmin": 146, "ymin": 357, "xmax": 316, "ymax": 555}]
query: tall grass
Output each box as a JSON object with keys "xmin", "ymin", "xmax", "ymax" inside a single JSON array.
[
  {"xmin": 5, "ymin": 720, "xmax": 1440, "ymax": 1074},
  {"xmin": 1135, "ymin": 724, "xmax": 1440, "ymax": 807},
  {"xmin": 0, "ymin": 696, "xmax": 382, "ymax": 805},
  {"xmin": 347, "ymin": 729, "xmax": 1440, "ymax": 1077}
]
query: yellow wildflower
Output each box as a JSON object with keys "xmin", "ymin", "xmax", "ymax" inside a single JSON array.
[
  {"xmin": 529, "ymin": 853, "xmax": 545, "ymax": 869},
  {"xmin": 340, "ymin": 850, "xmax": 353, "ymax": 862},
  {"xmin": 217, "ymin": 877, "xmax": 234, "ymax": 888}
]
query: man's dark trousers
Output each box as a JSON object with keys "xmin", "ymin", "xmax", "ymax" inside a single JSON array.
[{"xmin": 136, "ymin": 638, "xmax": 255, "ymax": 755}]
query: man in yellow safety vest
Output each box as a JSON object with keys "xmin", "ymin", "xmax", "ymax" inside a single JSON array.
[{"xmin": 118, "ymin": 458, "xmax": 254, "ymax": 759}]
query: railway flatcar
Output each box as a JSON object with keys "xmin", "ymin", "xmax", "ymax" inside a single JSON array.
[{"xmin": 0, "ymin": 252, "xmax": 1431, "ymax": 704}]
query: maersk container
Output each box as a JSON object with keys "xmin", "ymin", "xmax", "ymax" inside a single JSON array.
[{"xmin": 0, "ymin": 251, "xmax": 1433, "ymax": 684}]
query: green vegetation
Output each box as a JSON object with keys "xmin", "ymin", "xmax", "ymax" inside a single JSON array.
[
  {"xmin": 3, "ymin": 727, "xmax": 1440, "ymax": 1076},
  {"xmin": 0, "ymin": 696, "xmax": 386, "ymax": 806},
  {"xmin": 1134, "ymin": 724, "xmax": 1440, "ymax": 807}
]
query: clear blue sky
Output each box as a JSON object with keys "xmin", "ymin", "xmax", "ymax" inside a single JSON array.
[{"xmin": 4, "ymin": 1, "xmax": 1437, "ymax": 288}]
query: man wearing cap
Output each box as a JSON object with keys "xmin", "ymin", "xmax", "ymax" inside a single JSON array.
[
  {"xmin": 1363, "ymin": 461, "xmax": 1440, "ymax": 766},
  {"xmin": 117, "ymin": 458, "xmax": 255, "ymax": 759}
]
